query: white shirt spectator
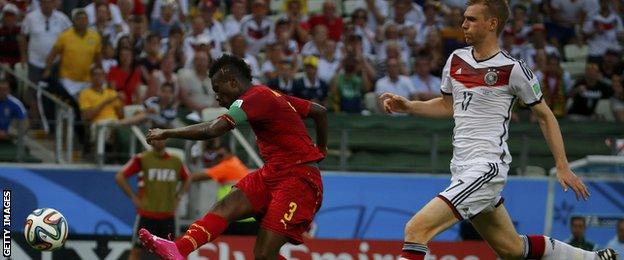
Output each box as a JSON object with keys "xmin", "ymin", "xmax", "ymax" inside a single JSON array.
[
  {"xmin": 177, "ymin": 68, "xmax": 215, "ymax": 108},
  {"xmin": 411, "ymin": 74, "xmax": 442, "ymax": 97},
  {"xmin": 240, "ymin": 15, "xmax": 273, "ymax": 54},
  {"xmin": 583, "ymin": 12, "xmax": 624, "ymax": 57},
  {"xmin": 301, "ymin": 41, "xmax": 343, "ymax": 60},
  {"xmin": 223, "ymin": 15, "xmax": 244, "ymax": 39},
  {"xmin": 85, "ymin": 3, "xmax": 123, "ymax": 26},
  {"xmin": 375, "ymin": 41, "xmax": 411, "ymax": 66},
  {"xmin": 415, "ymin": 21, "xmax": 444, "ymax": 45},
  {"xmin": 150, "ymin": 0, "xmax": 189, "ymax": 21},
  {"xmin": 375, "ymin": 75, "xmax": 415, "ymax": 99},
  {"xmin": 606, "ymin": 236, "xmax": 624, "ymax": 257},
  {"xmin": 550, "ymin": 0, "xmax": 600, "ymax": 25},
  {"xmin": 317, "ymin": 57, "xmax": 341, "ymax": 83},
  {"xmin": 261, "ymin": 60, "xmax": 277, "ymax": 77},
  {"xmin": 354, "ymin": 0, "xmax": 389, "ymax": 31},
  {"xmin": 243, "ymin": 53, "xmax": 261, "ymax": 82},
  {"xmin": 21, "ymin": 8, "xmax": 71, "ymax": 68}
]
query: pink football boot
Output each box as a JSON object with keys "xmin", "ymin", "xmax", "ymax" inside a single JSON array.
[{"xmin": 138, "ymin": 228, "xmax": 185, "ymax": 260}]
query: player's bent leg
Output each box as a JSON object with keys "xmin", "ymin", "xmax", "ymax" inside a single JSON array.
[
  {"xmin": 253, "ymin": 228, "xmax": 290, "ymax": 260},
  {"xmin": 469, "ymin": 204, "xmax": 524, "ymax": 259},
  {"xmin": 402, "ymin": 196, "xmax": 460, "ymax": 259},
  {"xmin": 470, "ymin": 205, "xmax": 615, "ymax": 260}
]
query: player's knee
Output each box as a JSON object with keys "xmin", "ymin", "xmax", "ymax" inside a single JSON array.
[{"xmin": 404, "ymin": 218, "xmax": 432, "ymax": 243}]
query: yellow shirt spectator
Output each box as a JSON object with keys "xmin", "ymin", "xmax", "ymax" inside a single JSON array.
[
  {"xmin": 78, "ymin": 86, "xmax": 122, "ymax": 123},
  {"xmin": 54, "ymin": 28, "xmax": 101, "ymax": 82}
]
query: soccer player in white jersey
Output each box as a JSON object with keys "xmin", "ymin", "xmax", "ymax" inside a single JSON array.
[{"xmin": 380, "ymin": 1, "xmax": 618, "ymax": 259}]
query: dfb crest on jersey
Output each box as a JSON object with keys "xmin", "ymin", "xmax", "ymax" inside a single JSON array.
[{"xmin": 484, "ymin": 69, "xmax": 498, "ymax": 86}]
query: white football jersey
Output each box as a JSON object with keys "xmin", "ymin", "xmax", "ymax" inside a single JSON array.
[{"xmin": 441, "ymin": 47, "xmax": 542, "ymax": 166}]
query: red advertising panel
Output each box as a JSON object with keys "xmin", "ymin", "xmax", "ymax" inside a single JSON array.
[{"xmin": 193, "ymin": 236, "xmax": 496, "ymax": 260}]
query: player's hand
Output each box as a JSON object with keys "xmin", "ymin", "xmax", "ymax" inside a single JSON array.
[
  {"xmin": 379, "ymin": 93, "xmax": 411, "ymax": 114},
  {"xmin": 556, "ymin": 169, "xmax": 590, "ymax": 201},
  {"xmin": 146, "ymin": 128, "xmax": 167, "ymax": 144}
]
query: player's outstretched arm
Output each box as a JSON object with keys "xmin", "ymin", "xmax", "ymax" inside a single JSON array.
[
  {"xmin": 379, "ymin": 93, "xmax": 453, "ymax": 118},
  {"xmin": 146, "ymin": 118, "xmax": 232, "ymax": 143},
  {"xmin": 307, "ymin": 102, "xmax": 328, "ymax": 155},
  {"xmin": 531, "ymin": 101, "xmax": 590, "ymax": 201}
]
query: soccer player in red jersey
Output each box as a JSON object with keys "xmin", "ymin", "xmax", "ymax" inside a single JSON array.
[
  {"xmin": 140, "ymin": 54, "xmax": 328, "ymax": 259},
  {"xmin": 381, "ymin": 0, "xmax": 618, "ymax": 259}
]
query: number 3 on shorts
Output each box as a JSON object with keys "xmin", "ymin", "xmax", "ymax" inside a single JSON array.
[{"xmin": 283, "ymin": 202, "xmax": 298, "ymax": 221}]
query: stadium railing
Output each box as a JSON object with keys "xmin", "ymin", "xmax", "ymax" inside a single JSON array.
[{"xmin": 0, "ymin": 64, "xmax": 75, "ymax": 163}]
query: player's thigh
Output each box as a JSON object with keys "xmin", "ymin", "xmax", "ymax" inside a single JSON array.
[
  {"xmin": 210, "ymin": 188, "xmax": 256, "ymax": 222},
  {"xmin": 405, "ymin": 196, "xmax": 460, "ymax": 243},
  {"xmin": 253, "ymin": 228, "xmax": 290, "ymax": 259},
  {"xmin": 470, "ymin": 204, "xmax": 524, "ymax": 259}
]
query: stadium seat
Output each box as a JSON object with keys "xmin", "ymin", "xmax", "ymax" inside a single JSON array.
[
  {"xmin": 563, "ymin": 44, "xmax": 589, "ymax": 62},
  {"xmin": 594, "ymin": 99, "xmax": 615, "ymax": 122}
]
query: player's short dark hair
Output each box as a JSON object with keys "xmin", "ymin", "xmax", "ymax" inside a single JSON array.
[
  {"xmin": 570, "ymin": 216, "xmax": 586, "ymax": 225},
  {"xmin": 209, "ymin": 54, "xmax": 252, "ymax": 83},
  {"xmin": 467, "ymin": 0, "xmax": 510, "ymax": 35}
]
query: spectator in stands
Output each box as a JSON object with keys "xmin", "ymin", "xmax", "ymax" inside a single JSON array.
[
  {"xmin": 375, "ymin": 58, "xmax": 415, "ymax": 111},
  {"xmin": 343, "ymin": 35, "xmax": 376, "ymax": 82},
  {"xmin": 93, "ymin": 3, "xmax": 124, "ymax": 44},
  {"xmin": 177, "ymin": 50, "xmax": 216, "ymax": 111},
  {"xmin": 78, "ymin": 66, "xmax": 123, "ymax": 126},
  {"xmin": 240, "ymin": 0, "xmax": 273, "ymax": 55},
  {"xmin": 351, "ymin": 8, "xmax": 375, "ymax": 57},
  {"xmin": 316, "ymin": 40, "xmax": 341, "ymax": 84},
  {"xmin": 0, "ymin": 80, "xmax": 26, "ymax": 141},
  {"xmin": 411, "ymin": 54, "xmax": 442, "ymax": 101},
  {"xmin": 272, "ymin": 17, "xmax": 299, "ymax": 62},
  {"xmin": 108, "ymin": 47, "xmax": 142, "ymax": 105},
  {"xmin": 162, "ymin": 26, "xmax": 186, "ymax": 70},
  {"xmin": 547, "ymin": 0, "xmax": 599, "ymax": 46},
  {"xmin": 229, "ymin": 34, "xmax": 261, "ymax": 81},
  {"xmin": 267, "ymin": 59, "xmax": 296, "ymax": 96},
  {"xmin": 149, "ymin": 1, "xmax": 181, "ymax": 38},
  {"xmin": 539, "ymin": 54, "xmax": 573, "ymax": 118},
  {"xmin": 292, "ymin": 56, "xmax": 328, "ymax": 105},
  {"xmin": 261, "ymin": 43, "xmax": 283, "ymax": 81},
  {"xmin": 600, "ymin": 50, "xmax": 624, "ymax": 79},
  {"xmin": 0, "ymin": 4, "xmax": 22, "ymax": 68},
  {"xmin": 606, "ymin": 219, "xmax": 624, "ymax": 256},
  {"xmin": 375, "ymin": 41, "xmax": 409, "ymax": 78},
  {"xmin": 101, "ymin": 41, "xmax": 117, "ymax": 73},
  {"xmin": 302, "ymin": 24, "xmax": 341, "ymax": 59},
  {"xmin": 308, "ymin": 1, "xmax": 342, "ymax": 41},
  {"xmin": 44, "ymin": 8, "xmax": 101, "ymax": 98},
  {"xmin": 128, "ymin": 15, "xmax": 146, "ymax": 59},
  {"xmin": 116, "ymin": 0, "xmax": 145, "ymax": 21},
  {"xmin": 197, "ymin": 0, "xmax": 226, "ymax": 59},
  {"xmin": 146, "ymin": 53, "xmax": 178, "ymax": 100},
  {"xmin": 115, "ymin": 137, "xmax": 190, "ymax": 260},
  {"xmin": 504, "ymin": 4, "xmax": 532, "ymax": 48},
  {"xmin": 330, "ymin": 56, "xmax": 371, "ymax": 113},
  {"xmin": 138, "ymin": 33, "xmax": 162, "ymax": 75},
  {"xmin": 582, "ymin": 0, "xmax": 624, "ymax": 63},
  {"xmin": 374, "ymin": 24, "xmax": 410, "ymax": 69},
  {"xmin": 223, "ymin": 0, "xmax": 247, "ymax": 39},
  {"xmin": 611, "ymin": 74, "xmax": 624, "ymax": 122},
  {"xmin": 522, "ymin": 24, "xmax": 560, "ymax": 70},
  {"xmin": 440, "ymin": 7, "xmax": 466, "ymax": 57},
  {"xmin": 566, "ymin": 216, "xmax": 598, "ymax": 251},
  {"xmin": 568, "ymin": 63, "xmax": 613, "ymax": 120},
  {"xmin": 184, "ymin": 17, "xmax": 214, "ymax": 61},
  {"xmin": 20, "ymin": 0, "xmax": 71, "ymax": 85},
  {"xmin": 415, "ymin": 1, "xmax": 444, "ymax": 46},
  {"xmin": 85, "ymin": 0, "xmax": 123, "ymax": 27},
  {"xmin": 120, "ymin": 82, "xmax": 178, "ymax": 129},
  {"xmin": 151, "ymin": 0, "xmax": 188, "ymax": 22},
  {"xmin": 397, "ymin": 0, "xmax": 425, "ymax": 26},
  {"xmin": 283, "ymin": 0, "xmax": 309, "ymax": 47}
]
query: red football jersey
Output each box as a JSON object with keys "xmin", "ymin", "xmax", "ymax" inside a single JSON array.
[{"xmin": 223, "ymin": 85, "xmax": 324, "ymax": 174}]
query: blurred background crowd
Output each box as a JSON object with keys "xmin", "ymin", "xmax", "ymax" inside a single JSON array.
[{"xmin": 0, "ymin": 0, "xmax": 623, "ymax": 158}]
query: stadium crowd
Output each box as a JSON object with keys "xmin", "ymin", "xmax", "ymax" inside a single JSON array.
[{"xmin": 0, "ymin": 0, "xmax": 623, "ymax": 152}]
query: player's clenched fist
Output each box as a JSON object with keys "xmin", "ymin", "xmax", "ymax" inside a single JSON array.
[
  {"xmin": 379, "ymin": 93, "xmax": 410, "ymax": 114},
  {"xmin": 146, "ymin": 128, "xmax": 167, "ymax": 144}
]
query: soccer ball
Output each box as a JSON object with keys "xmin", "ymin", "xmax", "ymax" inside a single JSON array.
[{"xmin": 24, "ymin": 208, "xmax": 69, "ymax": 251}]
